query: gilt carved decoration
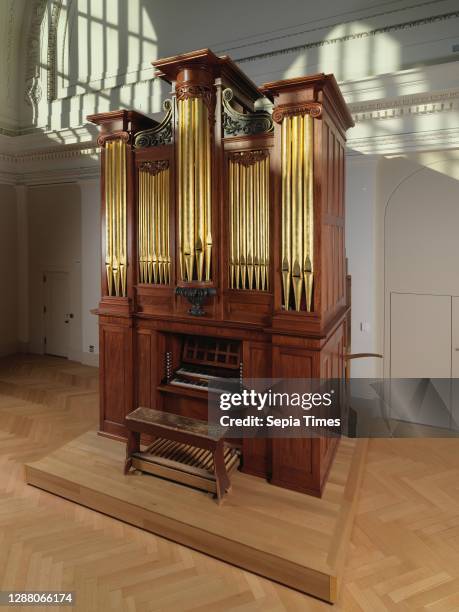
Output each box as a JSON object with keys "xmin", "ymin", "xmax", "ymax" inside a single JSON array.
[
  {"xmin": 139, "ymin": 160, "xmax": 170, "ymax": 175},
  {"xmin": 272, "ymin": 102, "xmax": 322, "ymax": 124},
  {"xmin": 228, "ymin": 149, "xmax": 269, "ymax": 166},
  {"xmin": 176, "ymin": 84, "xmax": 214, "ymax": 116},
  {"xmin": 97, "ymin": 131, "xmax": 131, "ymax": 147}
]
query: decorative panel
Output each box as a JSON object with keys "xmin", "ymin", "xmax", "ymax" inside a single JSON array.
[
  {"xmin": 104, "ymin": 139, "xmax": 127, "ymax": 296},
  {"xmin": 228, "ymin": 150, "xmax": 270, "ymax": 291},
  {"xmin": 138, "ymin": 161, "xmax": 171, "ymax": 285}
]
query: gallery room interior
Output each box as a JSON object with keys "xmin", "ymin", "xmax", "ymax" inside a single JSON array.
[{"xmin": 1, "ymin": 0, "xmax": 459, "ymax": 610}]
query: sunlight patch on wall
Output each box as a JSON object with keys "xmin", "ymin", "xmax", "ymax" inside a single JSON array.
[{"xmin": 58, "ymin": 0, "xmax": 157, "ymax": 99}]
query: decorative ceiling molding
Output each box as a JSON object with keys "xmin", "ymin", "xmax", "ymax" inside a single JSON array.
[
  {"xmin": 5, "ymin": 0, "xmax": 15, "ymax": 102},
  {"xmin": 0, "ymin": 159, "xmax": 100, "ymax": 186},
  {"xmin": 0, "ymin": 142, "xmax": 98, "ymax": 165},
  {"xmin": 349, "ymin": 89, "xmax": 459, "ymax": 122},
  {"xmin": 47, "ymin": 0, "xmax": 63, "ymax": 101},
  {"xmin": 347, "ymin": 126, "xmax": 459, "ymax": 156},
  {"xmin": 24, "ymin": 0, "xmax": 47, "ymax": 110},
  {"xmin": 218, "ymin": 0, "xmax": 448, "ymax": 56},
  {"xmin": 0, "ymin": 126, "xmax": 18, "ymax": 138},
  {"xmin": 19, "ymin": 165, "xmax": 100, "ymax": 185},
  {"xmin": 236, "ymin": 10, "xmax": 459, "ymax": 64},
  {"xmin": 0, "ymin": 171, "xmax": 19, "ymax": 185}
]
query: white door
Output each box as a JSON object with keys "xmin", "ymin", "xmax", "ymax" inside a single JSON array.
[
  {"xmin": 451, "ymin": 297, "xmax": 459, "ymax": 430},
  {"xmin": 44, "ymin": 271, "xmax": 70, "ymax": 358},
  {"xmin": 451, "ymin": 297, "xmax": 459, "ymax": 377},
  {"xmin": 390, "ymin": 292, "xmax": 452, "ymax": 429},
  {"xmin": 390, "ymin": 292, "xmax": 451, "ymax": 378}
]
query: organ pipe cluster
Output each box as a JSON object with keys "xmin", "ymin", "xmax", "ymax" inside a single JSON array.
[
  {"xmin": 281, "ymin": 114, "xmax": 314, "ymax": 311},
  {"xmin": 177, "ymin": 97, "xmax": 212, "ymax": 282},
  {"xmin": 138, "ymin": 164, "xmax": 171, "ymax": 284},
  {"xmin": 104, "ymin": 139, "xmax": 127, "ymax": 297},
  {"xmin": 229, "ymin": 152, "xmax": 270, "ymax": 291}
]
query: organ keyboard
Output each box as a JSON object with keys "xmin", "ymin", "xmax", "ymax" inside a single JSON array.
[{"xmin": 167, "ymin": 336, "xmax": 241, "ymax": 393}]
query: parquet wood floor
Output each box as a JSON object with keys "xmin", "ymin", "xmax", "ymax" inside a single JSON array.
[
  {"xmin": 1, "ymin": 354, "xmax": 459, "ymax": 611},
  {"xmin": 25, "ymin": 428, "xmax": 366, "ymax": 602}
]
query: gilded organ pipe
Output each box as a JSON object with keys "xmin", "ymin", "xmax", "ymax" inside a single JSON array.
[
  {"xmin": 234, "ymin": 162, "xmax": 240, "ymax": 289},
  {"xmin": 240, "ymin": 163, "xmax": 247, "ymax": 288},
  {"xmin": 281, "ymin": 119, "xmax": 291, "ymax": 310},
  {"xmin": 177, "ymin": 96, "xmax": 212, "ymax": 282},
  {"xmin": 138, "ymin": 161, "xmax": 171, "ymax": 285},
  {"xmin": 303, "ymin": 116, "xmax": 314, "ymax": 312},
  {"xmin": 262, "ymin": 155, "xmax": 269, "ymax": 290},
  {"xmin": 104, "ymin": 139, "xmax": 127, "ymax": 297},
  {"xmin": 280, "ymin": 113, "xmax": 314, "ymax": 311},
  {"xmin": 229, "ymin": 161, "xmax": 235, "ymax": 289},
  {"xmin": 228, "ymin": 150, "xmax": 270, "ymax": 291}
]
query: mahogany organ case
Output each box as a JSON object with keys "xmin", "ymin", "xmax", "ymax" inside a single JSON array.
[{"xmin": 88, "ymin": 48, "xmax": 354, "ymax": 497}]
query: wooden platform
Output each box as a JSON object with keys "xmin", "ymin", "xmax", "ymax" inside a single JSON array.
[{"xmin": 25, "ymin": 431, "xmax": 367, "ymax": 603}]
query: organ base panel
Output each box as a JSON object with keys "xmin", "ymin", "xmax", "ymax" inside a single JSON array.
[{"xmin": 89, "ymin": 48, "xmax": 354, "ymax": 497}]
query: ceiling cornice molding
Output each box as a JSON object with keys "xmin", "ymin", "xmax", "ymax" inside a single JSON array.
[
  {"xmin": 18, "ymin": 165, "xmax": 100, "ymax": 186},
  {"xmin": 217, "ymin": 0, "xmax": 453, "ymax": 57},
  {"xmin": 47, "ymin": 0, "xmax": 63, "ymax": 102},
  {"xmin": 235, "ymin": 9, "xmax": 459, "ymax": 64},
  {"xmin": 0, "ymin": 142, "xmax": 99, "ymax": 165},
  {"xmin": 0, "ymin": 170, "xmax": 20, "ymax": 185},
  {"xmin": 24, "ymin": 0, "xmax": 47, "ymax": 110},
  {"xmin": 349, "ymin": 88, "xmax": 459, "ymax": 122},
  {"xmin": 347, "ymin": 126, "xmax": 459, "ymax": 155}
]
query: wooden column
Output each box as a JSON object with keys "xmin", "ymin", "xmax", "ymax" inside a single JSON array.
[{"xmin": 261, "ymin": 75, "xmax": 354, "ymax": 495}]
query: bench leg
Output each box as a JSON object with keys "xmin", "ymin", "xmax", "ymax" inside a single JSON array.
[
  {"xmin": 124, "ymin": 430, "xmax": 140, "ymax": 474},
  {"xmin": 213, "ymin": 442, "xmax": 231, "ymax": 503}
]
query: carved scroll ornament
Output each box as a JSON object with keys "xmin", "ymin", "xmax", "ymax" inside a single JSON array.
[
  {"xmin": 222, "ymin": 88, "xmax": 273, "ymax": 137},
  {"xmin": 134, "ymin": 99, "xmax": 173, "ymax": 148}
]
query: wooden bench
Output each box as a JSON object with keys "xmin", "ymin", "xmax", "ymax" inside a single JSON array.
[{"xmin": 124, "ymin": 407, "xmax": 235, "ymax": 502}]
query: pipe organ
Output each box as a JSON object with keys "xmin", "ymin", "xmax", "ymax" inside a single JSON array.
[{"xmin": 88, "ymin": 49, "xmax": 354, "ymax": 497}]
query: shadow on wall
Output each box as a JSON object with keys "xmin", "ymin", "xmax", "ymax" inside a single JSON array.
[{"xmin": 20, "ymin": 0, "xmax": 415, "ymax": 133}]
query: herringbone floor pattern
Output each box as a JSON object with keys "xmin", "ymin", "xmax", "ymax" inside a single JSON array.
[{"xmin": 0, "ymin": 355, "xmax": 458, "ymax": 611}]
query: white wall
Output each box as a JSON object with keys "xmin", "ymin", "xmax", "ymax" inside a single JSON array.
[
  {"xmin": 346, "ymin": 156, "xmax": 381, "ymax": 377},
  {"xmin": 1, "ymin": 0, "xmax": 459, "ymax": 373},
  {"xmin": 379, "ymin": 151, "xmax": 459, "ymax": 376},
  {"xmin": 0, "ymin": 183, "xmax": 17, "ymax": 356}
]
